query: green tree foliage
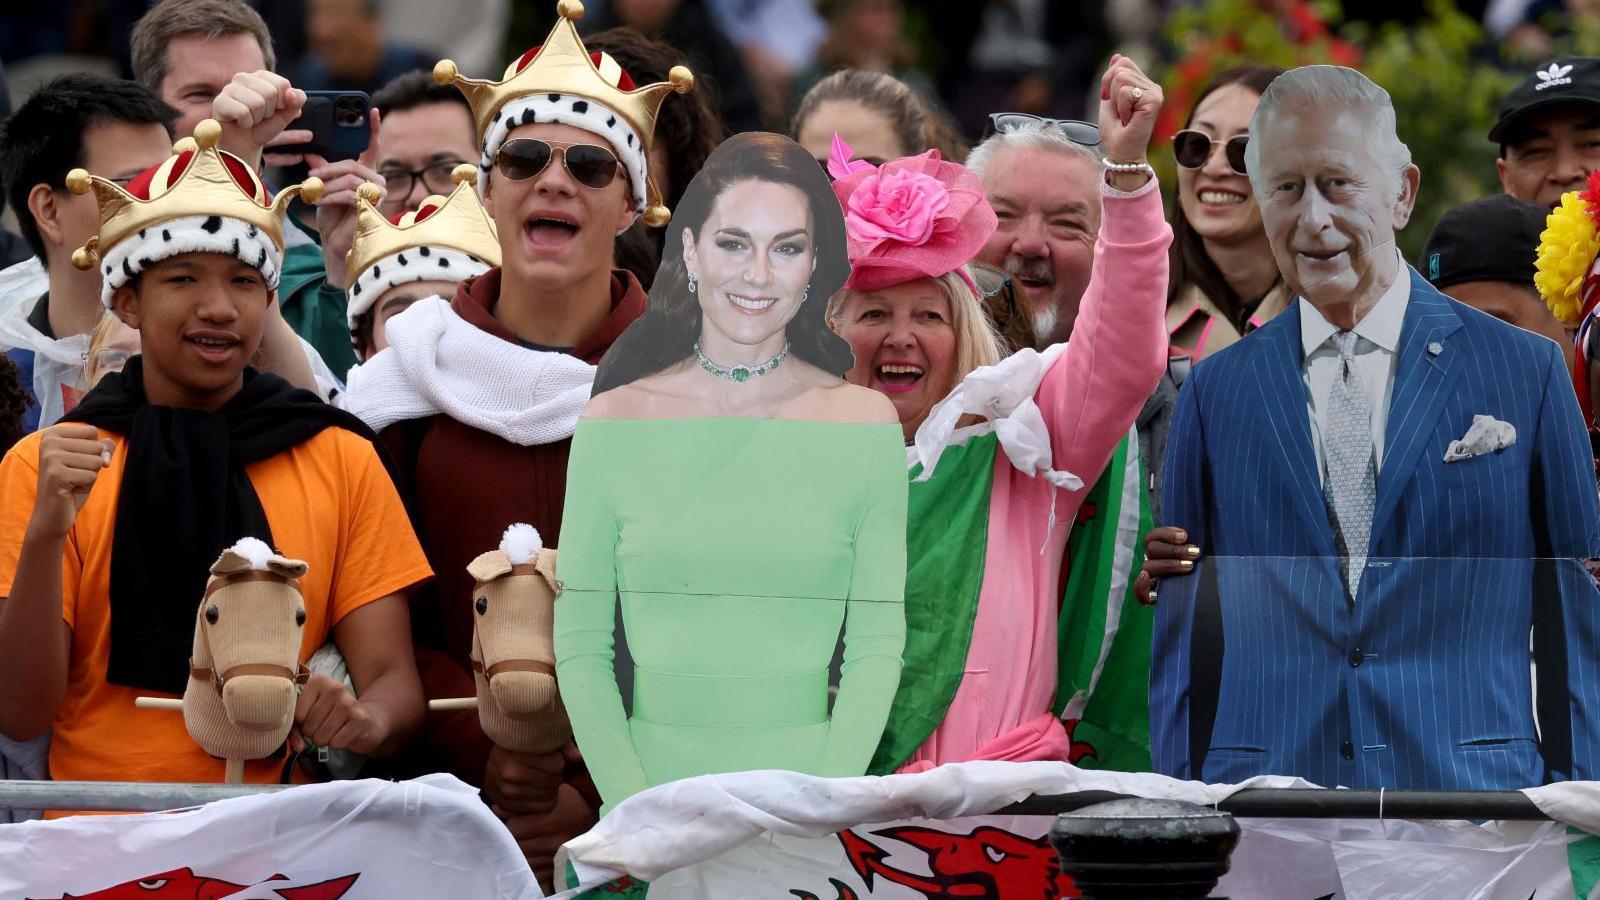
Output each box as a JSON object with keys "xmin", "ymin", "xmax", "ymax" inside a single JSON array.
[{"xmin": 1349, "ymin": 0, "xmax": 1516, "ymax": 260}]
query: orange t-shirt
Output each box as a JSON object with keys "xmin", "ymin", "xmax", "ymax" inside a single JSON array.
[{"xmin": 0, "ymin": 425, "xmax": 433, "ymax": 787}]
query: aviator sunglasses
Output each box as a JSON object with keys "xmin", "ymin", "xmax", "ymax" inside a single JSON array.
[
  {"xmin": 1172, "ymin": 130, "xmax": 1249, "ymax": 176},
  {"xmin": 494, "ymin": 138, "xmax": 623, "ymax": 190}
]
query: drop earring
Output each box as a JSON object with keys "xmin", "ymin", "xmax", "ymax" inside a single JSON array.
[
  {"xmin": 688, "ymin": 273, "xmax": 698, "ymax": 294},
  {"xmin": 801, "ymin": 285, "xmax": 809, "ymax": 304}
]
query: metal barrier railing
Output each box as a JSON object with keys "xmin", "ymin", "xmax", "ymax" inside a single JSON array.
[
  {"xmin": 994, "ymin": 787, "xmax": 1550, "ymax": 820},
  {"xmin": 0, "ymin": 779, "xmax": 1553, "ymax": 820},
  {"xmin": 0, "ymin": 780, "xmax": 288, "ymax": 812},
  {"xmin": 0, "ymin": 782, "xmax": 1562, "ymax": 900}
]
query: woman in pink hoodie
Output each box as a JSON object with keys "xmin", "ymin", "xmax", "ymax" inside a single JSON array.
[{"xmin": 827, "ymin": 54, "xmax": 1172, "ymax": 771}]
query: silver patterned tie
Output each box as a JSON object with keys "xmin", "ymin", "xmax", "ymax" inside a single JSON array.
[{"xmin": 1323, "ymin": 330, "xmax": 1375, "ymax": 599}]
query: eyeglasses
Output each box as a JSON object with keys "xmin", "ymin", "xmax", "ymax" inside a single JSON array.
[
  {"xmin": 969, "ymin": 263, "xmax": 1012, "ymax": 298},
  {"xmin": 377, "ymin": 160, "xmax": 469, "ymax": 207},
  {"xmin": 983, "ymin": 113, "xmax": 1101, "ymax": 147},
  {"xmin": 494, "ymin": 139, "xmax": 622, "ymax": 190},
  {"xmin": 1172, "ymin": 130, "xmax": 1249, "ymax": 176}
]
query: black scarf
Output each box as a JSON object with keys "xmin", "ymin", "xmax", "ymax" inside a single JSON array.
[{"xmin": 63, "ymin": 357, "xmax": 387, "ymax": 695}]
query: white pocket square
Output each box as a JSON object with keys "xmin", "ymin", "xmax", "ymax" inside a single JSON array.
[{"xmin": 1443, "ymin": 414, "xmax": 1516, "ymax": 463}]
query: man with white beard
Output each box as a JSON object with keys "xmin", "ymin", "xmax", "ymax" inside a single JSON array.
[
  {"xmin": 968, "ymin": 117, "xmax": 1103, "ymax": 347},
  {"xmin": 969, "ymin": 115, "xmax": 1184, "ymax": 521}
]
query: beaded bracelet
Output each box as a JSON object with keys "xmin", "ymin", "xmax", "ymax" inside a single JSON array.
[{"xmin": 1102, "ymin": 157, "xmax": 1155, "ymax": 176}]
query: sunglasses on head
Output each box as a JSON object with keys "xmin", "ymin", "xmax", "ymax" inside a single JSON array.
[
  {"xmin": 494, "ymin": 138, "xmax": 623, "ymax": 190},
  {"xmin": 983, "ymin": 113, "xmax": 1101, "ymax": 147},
  {"xmin": 1173, "ymin": 130, "xmax": 1249, "ymax": 176}
]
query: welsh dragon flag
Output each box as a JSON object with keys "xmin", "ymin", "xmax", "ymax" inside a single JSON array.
[{"xmin": 1056, "ymin": 429, "xmax": 1153, "ymax": 773}]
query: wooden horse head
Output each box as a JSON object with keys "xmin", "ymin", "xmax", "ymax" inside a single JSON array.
[
  {"xmin": 464, "ymin": 524, "xmax": 570, "ymax": 753},
  {"xmin": 182, "ymin": 537, "xmax": 310, "ymax": 761}
]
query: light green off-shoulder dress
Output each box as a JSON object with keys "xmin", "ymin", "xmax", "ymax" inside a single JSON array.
[{"xmin": 554, "ymin": 417, "xmax": 908, "ymax": 811}]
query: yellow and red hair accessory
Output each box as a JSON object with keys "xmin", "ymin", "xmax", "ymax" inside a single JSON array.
[{"xmin": 1535, "ymin": 170, "xmax": 1600, "ymax": 326}]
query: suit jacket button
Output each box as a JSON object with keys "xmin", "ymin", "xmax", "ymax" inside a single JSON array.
[
  {"xmin": 1349, "ymin": 648, "xmax": 1364, "ymax": 667},
  {"xmin": 1341, "ymin": 740, "xmax": 1354, "ymax": 760}
]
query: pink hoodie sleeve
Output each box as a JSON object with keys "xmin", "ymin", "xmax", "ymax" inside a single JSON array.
[{"xmin": 1036, "ymin": 176, "xmax": 1172, "ymax": 491}]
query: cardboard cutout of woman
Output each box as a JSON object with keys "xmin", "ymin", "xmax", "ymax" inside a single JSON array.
[{"xmin": 554, "ymin": 132, "xmax": 908, "ymax": 812}]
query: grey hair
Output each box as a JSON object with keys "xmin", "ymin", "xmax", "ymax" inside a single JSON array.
[
  {"xmin": 966, "ymin": 121, "xmax": 1102, "ymax": 184},
  {"xmin": 1245, "ymin": 65, "xmax": 1412, "ymax": 196}
]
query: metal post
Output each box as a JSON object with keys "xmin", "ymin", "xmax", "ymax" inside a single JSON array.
[{"xmin": 1048, "ymin": 798, "xmax": 1241, "ymax": 900}]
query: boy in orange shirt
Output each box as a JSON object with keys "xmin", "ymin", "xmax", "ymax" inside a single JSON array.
[{"xmin": 0, "ymin": 118, "xmax": 432, "ymax": 787}]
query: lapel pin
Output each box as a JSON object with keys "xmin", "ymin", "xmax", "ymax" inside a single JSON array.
[{"xmin": 1427, "ymin": 341, "xmax": 1443, "ymax": 357}]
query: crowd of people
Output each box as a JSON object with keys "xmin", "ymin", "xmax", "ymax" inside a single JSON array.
[{"xmin": 4, "ymin": 0, "xmax": 1600, "ymax": 889}]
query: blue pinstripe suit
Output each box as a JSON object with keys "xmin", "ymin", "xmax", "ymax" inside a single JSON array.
[{"xmin": 1151, "ymin": 268, "xmax": 1600, "ymax": 789}]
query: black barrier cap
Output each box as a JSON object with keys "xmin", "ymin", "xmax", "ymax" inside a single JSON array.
[{"xmin": 1049, "ymin": 798, "xmax": 1241, "ymax": 899}]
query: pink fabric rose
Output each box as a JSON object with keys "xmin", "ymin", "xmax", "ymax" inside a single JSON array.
[
  {"xmin": 845, "ymin": 168, "xmax": 952, "ymax": 248},
  {"xmin": 831, "ymin": 148, "xmax": 999, "ymax": 292}
]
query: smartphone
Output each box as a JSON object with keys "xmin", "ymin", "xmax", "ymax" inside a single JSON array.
[{"xmin": 278, "ymin": 90, "xmax": 372, "ymax": 161}]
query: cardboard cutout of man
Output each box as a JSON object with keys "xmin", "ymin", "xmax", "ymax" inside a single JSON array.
[{"xmin": 1151, "ymin": 65, "xmax": 1600, "ymax": 791}]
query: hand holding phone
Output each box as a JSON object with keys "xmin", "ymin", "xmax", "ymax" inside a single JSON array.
[
  {"xmin": 274, "ymin": 91, "xmax": 373, "ymax": 163},
  {"xmin": 304, "ymin": 108, "xmax": 385, "ymax": 289}
]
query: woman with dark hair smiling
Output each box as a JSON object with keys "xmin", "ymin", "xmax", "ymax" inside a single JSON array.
[
  {"xmin": 555, "ymin": 132, "xmax": 907, "ymax": 812},
  {"xmin": 1165, "ymin": 66, "xmax": 1287, "ymax": 361}
]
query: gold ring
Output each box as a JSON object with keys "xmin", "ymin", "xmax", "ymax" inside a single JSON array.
[{"xmin": 1131, "ymin": 87, "xmax": 1145, "ymax": 102}]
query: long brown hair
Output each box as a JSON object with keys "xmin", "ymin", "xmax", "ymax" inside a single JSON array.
[
  {"xmin": 1167, "ymin": 66, "xmax": 1284, "ymax": 330},
  {"xmin": 791, "ymin": 69, "xmax": 968, "ymax": 164},
  {"xmin": 585, "ymin": 28, "xmax": 729, "ymax": 212}
]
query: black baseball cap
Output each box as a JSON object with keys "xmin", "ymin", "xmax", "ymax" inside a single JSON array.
[
  {"xmin": 1489, "ymin": 56, "xmax": 1600, "ymax": 145},
  {"xmin": 1422, "ymin": 194, "xmax": 1547, "ymax": 290}
]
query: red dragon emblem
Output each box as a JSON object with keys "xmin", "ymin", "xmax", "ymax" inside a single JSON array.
[
  {"xmin": 33, "ymin": 868, "xmax": 359, "ymax": 900},
  {"xmin": 836, "ymin": 825, "xmax": 1079, "ymax": 899}
]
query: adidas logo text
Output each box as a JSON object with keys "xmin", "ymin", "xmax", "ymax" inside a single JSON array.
[{"xmin": 1535, "ymin": 62, "xmax": 1574, "ymax": 91}]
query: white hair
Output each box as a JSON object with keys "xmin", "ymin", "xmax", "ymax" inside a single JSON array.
[
  {"xmin": 1245, "ymin": 65, "xmax": 1413, "ymax": 196},
  {"xmin": 967, "ymin": 121, "xmax": 1102, "ymax": 185}
]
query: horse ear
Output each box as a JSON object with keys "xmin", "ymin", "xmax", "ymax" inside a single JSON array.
[
  {"xmin": 534, "ymin": 549, "xmax": 560, "ymax": 592},
  {"xmin": 467, "ymin": 549, "xmax": 513, "ymax": 583},
  {"xmin": 211, "ymin": 548, "xmax": 253, "ymax": 576},
  {"xmin": 267, "ymin": 555, "xmax": 310, "ymax": 579}
]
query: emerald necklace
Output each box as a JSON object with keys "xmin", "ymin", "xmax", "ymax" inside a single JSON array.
[{"xmin": 693, "ymin": 338, "xmax": 789, "ymax": 383}]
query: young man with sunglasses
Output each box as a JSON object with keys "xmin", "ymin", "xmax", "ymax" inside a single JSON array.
[{"xmin": 335, "ymin": 8, "xmax": 690, "ymax": 885}]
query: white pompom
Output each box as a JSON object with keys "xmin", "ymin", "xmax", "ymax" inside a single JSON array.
[
  {"xmin": 499, "ymin": 523, "xmax": 542, "ymax": 565},
  {"xmin": 231, "ymin": 536, "xmax": 274, "ymax": 571}
]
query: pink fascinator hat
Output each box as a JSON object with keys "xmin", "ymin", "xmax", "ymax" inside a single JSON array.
[{"xmin": 828, "ymin": 133, "xmax": 997, "ymax": 292}]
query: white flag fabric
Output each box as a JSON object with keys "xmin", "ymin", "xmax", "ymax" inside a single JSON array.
[
  {"xmin": 0, "ymin": 256, "xmax": 88, "ymax": 429},
  {"xmin": 0, "ymin": 775, "xmax": 543, "ymax": 899},
  {"xmin": 549, "ymin": 761, "xmax": 1586, "ymax": 899}
]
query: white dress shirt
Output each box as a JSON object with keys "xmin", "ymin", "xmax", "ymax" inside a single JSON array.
[{"xmin": 1299, "ymin": 251, "xmax": 1411, "ymax": 486}]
